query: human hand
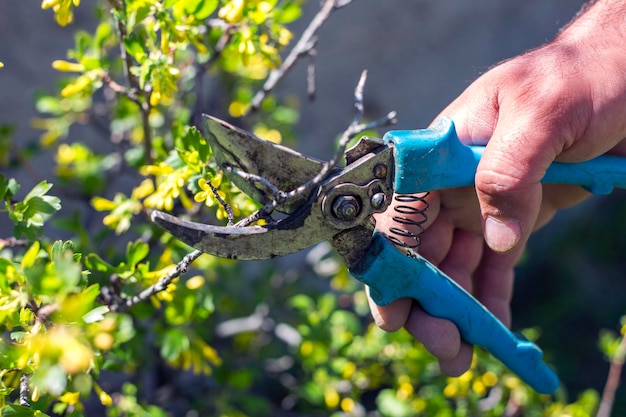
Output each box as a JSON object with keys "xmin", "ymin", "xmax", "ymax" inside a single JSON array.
[{"xmin": 371, "ymin": 0, "xmax": 626, "ymax": 376}]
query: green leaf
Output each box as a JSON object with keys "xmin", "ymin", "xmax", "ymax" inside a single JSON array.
[
  {"xmin": 21, "ymin": 240, "xmax": 41, "ymax": 270},
  {"xmin": 289, "ymin": 294, "xmax": 314, "ymax": 312},
  {"xmin": 0, "ymin": 174, "xmax": 9, "ymax": 200},
  {"xmin": 23, "ymin": 181, "xmax": 53, "ymax": 202},
  {"xmin": 51, "ymin": 240, "xmax": 75, "ymax": 259},
  {"xmin": 126, "ymin": 240, "xmax": 149, "ymax": 270},
  {"xmin": 83, "ymin": 305, "xmax": 110, "ymax": 324},
  {"xmin": 161, "ymin": 327, "xmax": 189, "ymax": 362},
  {"xmin": 376, "ymin": 389, "xmax": 413, "ymax": 417},
  {"xmin": 93, "ymin": 22, "xmax": 114, "ymax": 51},
  {"xmin": 190, "ymin": 0, "xmax": 218, "ymax": 19},
  {"xmin": 35, "ymin": 95, "xmax": 63, "ymax": 115},
  {"xmin": 123, "ymin": 33, "xmax": 147, "ymax": 63},
  {"xmin": 27, "ymin": 195, "xmax": 62, "ymax": 215},
  {"xmin": 85, "ymin": 253, "xmax": 116, "ymax": 273},
  {"xmin": 275, "ymin": 2, "xmax": 301, "ymax": 23},
  {"xmin": 1, "ymin": 404, "xmax": 49, "ymax": 417},
  {"xmin": 52, "ymin": 250, "xmax": 83, "ymax": 294},
  {"xmin": 317, "ymin": 293, "xmax": 336, "ymax": 318}
]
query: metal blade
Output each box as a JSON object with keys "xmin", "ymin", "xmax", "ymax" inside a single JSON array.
[
  {"xmin": 151, "ymin": 206, "xmax": 336, "ymax": 260},
  {"xmin": 204, "ymin": 115, "xmax": 327, "ymax": 214}
]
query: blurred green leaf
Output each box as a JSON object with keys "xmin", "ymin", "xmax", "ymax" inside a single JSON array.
[
  {"xmin": 275, "ymin": 2, "xmax": 301, "ymax": 23},
  {"xmin": 126, "ymin": 240, "xmax": 149, "ymax": 270},
  {"xmin": 376, "ymin": 389, "xmax": 414, "ymax": 417},
  {"xmin": 1, "ymin": 404, "xmax": 50, "ymax": 417},
  {"xmin": 160, "ymin": 327, "xmax": 189, "ymax": 362}
]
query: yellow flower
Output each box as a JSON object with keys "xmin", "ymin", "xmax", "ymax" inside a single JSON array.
[
  {"xmin": 59, "ymin": 391, "xmax": 80, "ymax": 405},
  {"xmin": 472, "ymin": 380, "xmax": 486, "ymax": 397},
  {"xmin": 443, "ymin": 382, "xmax": 458, "ymax": 398},
  {"xmin": 228, "ymin": 101, "xmax": 249, "ymax": 117},
  {"xmin": 52, "ymin": 59, "xmax": 84, "ymax": 72},
  {"xmin": 0, "ymin": 62, "xmax": 4, "ymax": 69},
  {"xmin": 218, "ymin": 0, "xmax": 245, "ymax": 23},
  {"xmin": 131, "ymin": 179, "xmax": 155, "ymax": 199},
  {"xmin": 186, "ymin": 275, "xmax": 205, "ymax": 290},
  {"xmin": 253, "ymin": 125, "xmax": 282, "ymax": 144},
  {"xmin": 340, "ymin": 398, "xmax": 354, "ymax": 413},
  {"xmin": 56, "ymin": 143, "xmax": 76, "ymax": 165},
  {"xmin": 41, "ymin": 0, "xmax": 60, "ymax": 9},
  {"xmin": 91, "ymin": 196, "xmax": 117, "ymax": 211},
  {"xmin": 95, "ymin": 383, "xmax": 112, "ymax": 407},
  {"xmin": 194, "ymin": 178, "xmax": 213, "ymax": 202},
  {"xmin": 60, "ymin": 75, "xmax": 91, "ymax": 97},
  {"xmin": 140, "ymin": 162, "xmax": 174, "ymax": 176},
  {"xmin": 93, "ymin": 332, "xmax": 114, "ymax": 350},
  {"xmin": 300, "ymin": 340, "xmax": 313, "ymax": 356},
  {"xmin": 194, "ymin": 177, "xmax": 224, "ymax": 207},
  {"xmin": 324, "ymin": 389, "xmax": 340, "ymax": 409},
  {"xmin": 278, "ymin": 27, "xmax": 293, "ymax": 46},
  {"xmin": 482, "ymin": 371, "xmax": 498, "ymax": 387},
  {"xmin": 397, "ymin": 381, "xmax": 414, "ymax": 400}
]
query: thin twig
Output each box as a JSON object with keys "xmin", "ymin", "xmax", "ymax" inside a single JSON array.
[
  {"xmin": 102, "ymin": 73, "xmax": 141, "ymax": 105},
  {"xmin": 248, "ymin": 0, "xmax": 354, "ymax": 112},
  {"xmin": 111, "ymin": 249, "xmax": 204, "ymax": 312},
  {"xmin": 307, "ymin": 50, "xmax": 317, "ymax": 100},
  {"xmin": 0, "ymin": 237, "xmax": 28, "ymax": 248},
  {"xmin": 19, "ymin": 373, "xmax": 29, "ymax": 407},
  {"xmin": 107, "ymin": 0, "xmax": 153, "ymax": 164},
  {"xmin": 207, "ymin": 178, "xmax": 235, "ymax": 226},
  {"xmin": 597, "ymin": 330, "xmax": 626, "ymax": 417}
]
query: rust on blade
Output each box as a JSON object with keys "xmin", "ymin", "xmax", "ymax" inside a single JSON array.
[{"xmin": 151, "ymin": 208, "xmax": 336, "ymax": 260}]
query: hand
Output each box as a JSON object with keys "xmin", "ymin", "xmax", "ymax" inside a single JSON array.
[{"xmin": 371, "ymin": 0, "xmax": 626, "ymax": 376}]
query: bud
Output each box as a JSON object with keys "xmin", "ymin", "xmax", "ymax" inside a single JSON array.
[{"xmin": 52, "ymin": 60, "xmax": 85, "ymax": 73}]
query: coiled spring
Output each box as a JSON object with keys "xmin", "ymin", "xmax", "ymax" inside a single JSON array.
[{"xmin": 385, "ymin": 193, "xmax": 430, "ymax": 249}]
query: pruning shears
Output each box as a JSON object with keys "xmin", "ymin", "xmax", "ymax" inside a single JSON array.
[{"xmin": 152, "ymin": 114, "xmax": 626, "ymax": 395}]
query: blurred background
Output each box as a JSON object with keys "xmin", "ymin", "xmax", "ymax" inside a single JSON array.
[{"xmin": 2, "ymin": 0, "xmax": 625, "ymax": 414}]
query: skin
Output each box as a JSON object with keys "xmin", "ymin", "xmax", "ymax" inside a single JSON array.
[{"xmin": 372, "ymin": 0, "xmax": 626, "ymax": 376}]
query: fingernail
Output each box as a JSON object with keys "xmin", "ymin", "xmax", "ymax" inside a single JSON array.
[{"xmin": 484, "ymin": 216, "xmax": 521, "ymax": 253}]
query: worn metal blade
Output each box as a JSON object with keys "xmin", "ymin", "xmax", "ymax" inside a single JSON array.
[
  {"xmin": 151, "ymin": 205, "xmax": 337, "ymax": 260},
  {"xmin": 203, "ymin": 115, "xmax": 327, "ymax": 214}
]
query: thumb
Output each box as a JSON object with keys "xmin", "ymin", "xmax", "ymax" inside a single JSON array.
[{"xmin": 475, "ymin": 122, "xmax": 558, "ymax": 253}]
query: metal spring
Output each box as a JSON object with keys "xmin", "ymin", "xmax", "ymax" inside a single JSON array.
[{"xmin": 385, "ymin": 193, "xmax": 430, "ymax": 249}]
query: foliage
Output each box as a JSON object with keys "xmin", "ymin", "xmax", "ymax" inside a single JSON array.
[{"xmin": 0, "ymin": 1, "xmax": 622, "ymax": 416}]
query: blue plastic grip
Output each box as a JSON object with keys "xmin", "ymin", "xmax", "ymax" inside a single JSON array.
[
  {"xmin": 351, "ymin": 232, "xmax": 560, "ymax": 394},
  {"xmin": 365, "ymin": 117, "xmax": 626, "ymax": 394},
  {"xmin": 383, "ymin": 116, "xmax": 626, "ymax": 195}
]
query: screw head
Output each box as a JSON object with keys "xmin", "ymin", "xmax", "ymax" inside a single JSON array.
[
  {"xmin": 370, "ymin": 193, "xmax": 386, "ymax": 210},
  {"xmin": 332, "ymin": 196, "xmax": 361, "ymax": 221}
]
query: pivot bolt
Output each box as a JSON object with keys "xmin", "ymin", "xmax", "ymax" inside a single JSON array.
[{"xmin": 332, "ymin": 196, "xmax": 361, "ymax": 221}]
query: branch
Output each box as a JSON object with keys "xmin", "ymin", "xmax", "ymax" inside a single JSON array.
[
  {"xmin": 19, "ymin": 373, "xmax": 29, "ymax": 407},
  {"xmin": 110, "ymin": 249, "xmax": 204, "ymax": 312},
  {"xmin": 107, "ymin": 0, "xmax": 154, "ymax": 164},
  {"xmin": 597, "ymin": 329, "xmax": 626, "ymax": 417},
  {"xmin": 248, "ymin": 0, "xmax": 354, "ymax": 112},
  {"xmin": 0, "ymin": 237, "xmax": 28, "ymax": 248}
]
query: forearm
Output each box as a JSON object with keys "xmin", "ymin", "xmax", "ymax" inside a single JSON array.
[{"xmin": 558, "ymin": 0, "xmax": 626, "ymax": 43}]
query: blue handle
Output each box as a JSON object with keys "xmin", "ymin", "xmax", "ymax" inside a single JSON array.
[
  {"xmin": 383, "ymin": 117, "xmax": 626, "ymax": 195},
  {"xmin": 352, "ymin": 232, "xmax": 560, "ymax": 395},
  {"xmin": 368, "ymin": 117, "xmax": 626, "ymax": 394}
]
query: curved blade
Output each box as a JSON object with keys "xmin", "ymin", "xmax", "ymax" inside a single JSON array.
[
  {"xmin": 204, "ymin": 115, "xmax": 326, "ymax": 214},
  {"xmin": 151, "ymin": 209, "xmax": 336, "ymax": 260}
]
